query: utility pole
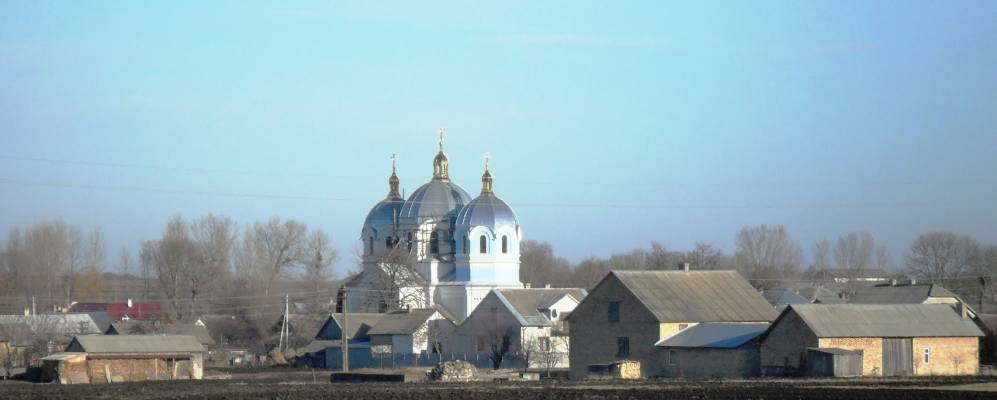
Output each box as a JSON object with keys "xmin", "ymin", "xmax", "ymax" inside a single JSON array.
[
  {"xmin": 279, "ymin": 294, "xmax": 289, "ymax": 352},
  {"xmin": 342, "ymin": 288, "xmax": 349, "ymax": 372},
  {"xmin": 31, "ymin": 296, "xmax": 36, "ymax": 316}
]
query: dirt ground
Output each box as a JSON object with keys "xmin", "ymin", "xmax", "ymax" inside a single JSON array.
[{"xmin": 3, "ymin": 368, "xmax": 997, "ymax": 399}]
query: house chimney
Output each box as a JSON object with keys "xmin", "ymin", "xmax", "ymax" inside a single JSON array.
[{"xmin": 545, "ymin": 284, "xmax": 551, "ymax": 289}]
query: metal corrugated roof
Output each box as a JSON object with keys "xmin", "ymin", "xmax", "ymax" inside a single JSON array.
[
  {"xmin": 655, "ymin": 323, "xmax": 770, "ymax": 348},
  {"xmin": 368, "ymin": 309, "xmax": 437, "ymax": 335},
  {"xmin": 69, "ymin": 334, "xmax": 205, "ymax": 354},
  {"xmin": 789, "ymin": 304, "xmax": 984, "ymax": 338},
  {"xmin": 611, "ymin": 271, "xmax": 778, "ymax": 323},
  {"xmin": 849, "ymin": 284, "xmax": 959, "ymax": 304}
]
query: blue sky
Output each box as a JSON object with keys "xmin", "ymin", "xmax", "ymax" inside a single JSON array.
[{"xmin": 1, "ymin": 1, "xmax": 996, "ymax": 276}]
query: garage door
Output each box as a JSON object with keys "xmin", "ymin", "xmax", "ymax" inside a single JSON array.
[{"xmin": 882, "ymin": 338, "xmax": 913, "ymax": 376}]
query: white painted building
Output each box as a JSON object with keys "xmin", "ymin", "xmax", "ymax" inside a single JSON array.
[{"xmin": 346, "ymin": 133, "xmax": 523, "ymax": 321}]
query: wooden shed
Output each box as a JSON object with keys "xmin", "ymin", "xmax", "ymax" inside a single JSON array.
[
  {"xmin": 806, "ymin": 348, "xmax": 863, "ymax": 377},
  {"xmin": 41, "ymin": 335, "xmax": 205, "ymax": 384}
]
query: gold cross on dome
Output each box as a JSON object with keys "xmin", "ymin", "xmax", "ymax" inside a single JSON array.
[
  {"xmin": 437, "ymin": 128, "xmax": 446, "ymax": 151},
  {"xmin": 390, "ymin": 153, "xmax": 397, "ymax": 172},
  {"xmin": 484, "ymin": 152, "xmax": 492, "ymax": 170}
]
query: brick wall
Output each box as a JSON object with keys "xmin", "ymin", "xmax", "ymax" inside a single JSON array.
[
  {"xmin": 912, "ymin": 337, "xmax": 978, "ymax": 375},
  {"xmin": 819, "ymin": 338, "xmax": 883, "ymax": 376}
]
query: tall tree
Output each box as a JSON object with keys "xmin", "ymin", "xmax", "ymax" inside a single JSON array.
[
  {"xmin": 906, "ymin": 231, "xmax": 980, "ymax": 282},
  {"xmin": 302, "ymin": 229, "xmax": 337, "ymax": 297},
  {"xmin": 734, "ymin": 225, "xmax": 803, "ymax": 289},
  {"xmin": 686, "ymin": 242, "xmax": 724, "ymax": 270},
  {"xmin": 142, "ymin": 215, "xmax": 196, "ymax": 321},
  {"xmin": 252, "ymin": 217, "xmax": 307, "ymax": 297},
  {"xmin": 875, "ymin": 245, "xmax": 893, "ymax": 270},
  {"xmin": 519, "ymin": 240, "xmax": 571, "ymax": 288},
  {"xmin": 188, "ymin": 214, "xmax": 236, "ymax": 320},
  {"xmin": 812, "ymin": 239, "xmax": 831, "ymax": 270},
  {"xmin": 832, "ymin": 231, "xmax": 875, "ymax": 270}
]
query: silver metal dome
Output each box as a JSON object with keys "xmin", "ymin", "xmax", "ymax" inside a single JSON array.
[
  {"xmin": 453, "ymin": 193, "xmax": 518, "ymax": 229},
  {"xmin": 363, "ymin": 198, "xmax": 405, "ymax": 236},
  {"xmin": 399, "ymin": 179, "xmax": 471, "ymax": 220}
]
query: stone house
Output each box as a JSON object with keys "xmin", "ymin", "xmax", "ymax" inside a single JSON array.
[
  {"xmin": 367, "ymin": 307, "xmax": 455, "ymax": 355},
  {"xmin": 41, "ymin": 335, "xmax": 205, "ymax": 384},
  {"xmin": 452, "ymin": 288, "xmax": 586, "ymax": 369},
  {"xmin": 566, "ymin": 270, "xmax": 777, "ymax": 380},
  {"xmin": 760, "ymin": 303, "xmax": 984, "ymax": 376}
]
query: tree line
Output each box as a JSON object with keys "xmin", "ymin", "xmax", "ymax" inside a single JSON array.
[{"xmin": 519, "ymin": 225, "xmax": 997, "ymax": 307}]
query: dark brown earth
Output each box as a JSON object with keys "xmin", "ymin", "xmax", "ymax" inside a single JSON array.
[{"xmin": 3, "ymin": 368, "xmax": 997, "ymax": 400}]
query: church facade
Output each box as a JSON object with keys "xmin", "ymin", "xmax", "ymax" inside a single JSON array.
[{"xmin": 345, "ymin": 133, "xmax": 523, "ymax": 321}]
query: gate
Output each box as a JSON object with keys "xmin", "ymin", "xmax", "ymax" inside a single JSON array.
[{"xmin": 882, "ymin": 338, "xmax": 913, "ymax": 376}]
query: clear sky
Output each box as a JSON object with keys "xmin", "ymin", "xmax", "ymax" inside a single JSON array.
[{"xmin": 1, "ymin": 1, "xmax": 996, "ymax": 276}]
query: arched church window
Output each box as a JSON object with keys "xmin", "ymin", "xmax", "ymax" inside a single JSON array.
[
  {"xmin": 501, "ymin": 236, "xmax": 508, "ymax": 254},
  {"xmin": 367, "ymin": 237, "xmax": 374, "ymax": 255},
  {"xmin": 479, "ymin": 235, "xmax": 488, "ymax": 254},
  {"xmin": 430, "ymin": 231, "xmax": 439, "ymax": 255}
]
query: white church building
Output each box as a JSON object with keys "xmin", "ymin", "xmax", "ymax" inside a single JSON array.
[{"xmin": 345, "ymin": 132, "xmax": 523, "ymax": 321}]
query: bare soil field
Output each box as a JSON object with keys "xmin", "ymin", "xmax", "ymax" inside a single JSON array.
[{"xmin": 3, "ymin": 369, "xmax": 997, "ymax": 400}]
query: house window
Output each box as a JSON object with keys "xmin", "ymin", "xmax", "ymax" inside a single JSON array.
[
  {"xmin": 539, "ymin": 337, "xmax": 551, "ymax": 352},
  {"xmin": 608, "ymin": 301, "xmax": 620, "ymax": 322},
  {"xmin": 501, "ymin": 236, "xmax": 508, "ymax": 254},
  {"xmin": 669, "ymin": 350, "xmax": 678, "ymax": 365},
  {"xmin": 430, "ymin": 231, "xmax": 439, "ymax": 255},
  {"xmin": 550, "ymin": 309, "xmax": 558, "ymax": 319},
  {"xmin": 923, "ymin": 347, "xmax": 931, "ymax": 364},
  {"xmin": 479, "ymin": 235, "xmax": 488, "ymax": 254},
  {"xmin": 616, "ymin": 337, "xmax": 630, "ymax": 358}
]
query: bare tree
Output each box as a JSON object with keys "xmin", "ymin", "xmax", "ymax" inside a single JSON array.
[
  {"xmin": 646, "ymin": 242, "xmax": 673, "ymax": 270},
  {"xmin": 302, "ymin": 230, "xmax": 337, "ymax": 297},
  {"xmin": 875, "ymin": 245, "xmax": 892, "ymax": 270},
  {"xmin": 833, "ymin": 231, "xmax": 875, "ymax": 270},
  {"xmin": 686, "ymin": 242, "xmax": 724, "ymax": 270},
  {"xmin": 142, "ymin": 215, "xmax": 196, "ymax": 321},
  {"xmin": 252, "ymin": 218, "xmax": 307, "ymax": 297},
  {"xmin": 520, "ymin": 240, "xmax": 572, "ymax": 287},
  {"xmin": 906, "ymin": 231, "xmax": 981, "ymax": 282},
  {"xmin": 812, "ymin": 239, "xmax": 831, "ymax": 270},
  {"xmin": 187, "ymin": 214, "xmax": 236, "ymax": 320},
  {"xmin": 366, "ymin": 244, "xmax": 425, "ymax": 311},
  {"xmin": 734, "ymin": 225, "xmax": 803, "ymax": 289}
]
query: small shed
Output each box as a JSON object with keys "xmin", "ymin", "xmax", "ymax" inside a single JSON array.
[
  {"xmin": 806, "ymin": 348, "xmax": 863, "ymax": 377},
  {"xmin": 42, "ymin": 335, "xmax": 205, "ymax": 384}
]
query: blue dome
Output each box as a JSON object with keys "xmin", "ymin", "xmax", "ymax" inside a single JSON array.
[
  {"xmin": 399, "ymin": 179, "xmax": 471, "ymax": 220},
  {"xmin": 363, "ymin": 198, "xmax": 405, "ymax": 236},
  {"xmin": 453, "ymin": 193, "xmax": 518, "ymax": 230}
]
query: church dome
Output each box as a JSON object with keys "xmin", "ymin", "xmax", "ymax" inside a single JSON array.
[
  {"xmin": 453, "ymin": 193, "xmax": 518, "ymax": 230},
  {"xmin": 363, "ymin": 198, "xmax": 405, "ymax": 236},
  {"xmin": 399, "ymin": 179, "xmax": 471, "ymax": 220}
]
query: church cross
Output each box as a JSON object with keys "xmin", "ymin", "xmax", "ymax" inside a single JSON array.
[
  {"xmin": 390, "ymin": 153, "xmax": 397, "ymax": 172},
  {"xmin": 437, "ymin": 128, "xmax": 446, "ymax": 151},
  {"xmin": 484, "ymin": 152, "xmax": 491, "ymax": 170}
]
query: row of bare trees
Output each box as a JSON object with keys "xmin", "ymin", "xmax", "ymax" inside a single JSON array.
[
  {"xmin": 0, "ymin": 220, "xmax": 106, "ymax": 313},
  {"xmin": 139, "ymin": 215, "xmax": 338, "ymax": 322}
]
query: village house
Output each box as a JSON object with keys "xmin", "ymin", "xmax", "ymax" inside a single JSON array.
[
  {"xmin": 566, "ymin": 270, "xmax": 777, "ymax": 380},
  {"xmin": 367, "ymin": 307, "xmax": 455, "ymax": 355},
  {"xmin": 760, "ymin": 303, "xmax": 984, "ymax": 376},
  {"xmin": 849, "ymin": 282, "xmax": 965, "ymax": 308},
  {"xmin": 41, "ymin": 335, "xmax": 205, "ymax": 384},
  {"xmin": 453, "ymin": 288, "xmax": 585, "ymax": 369},
  {"xmin": 0, "ymin": 313, "xmax": 109, "ymax": 358},
  {"xmin": 299, "ymin": 313, "xmax": 384, "ymax": 368}
]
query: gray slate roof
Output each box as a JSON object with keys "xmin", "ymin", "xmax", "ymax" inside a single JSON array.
[
  {"xmin": 611, "ymin": 271, "xmax": 778, "ymax": 323},
  {"xmin": 110, "ymin": 322, "xmax": 216, "ymax": 346},
  {"xmin": 655, "ymin": 323, "xmax": 770, "ymax": 348},
  {"xmin": 762, "ymin": 288, "xmax": 810, "ymax": 306},
  {"xmin": 493, "ymin": 288, "xmax": 586, "ymax": 327},
  {"xmin": 67, "ymin": 334, "xmax": 206, "ymax": 354},
  {"xmin": 368, "ymin": 309, "xmax": 438, "ymax": 336},
  {"xmin": 316, "ymin": 313, "xmax": 386, "ymax": 341},
  {"xmin": 787, "ymin": 304, "xmax": 984, "ymax": 338},
  {"xmin": 0, "ymin": 314, "xmax": 104, "ymax": 338},
  {"xmin": 849, "ymin": 284, "xmax": 959, "ymax": 304}
]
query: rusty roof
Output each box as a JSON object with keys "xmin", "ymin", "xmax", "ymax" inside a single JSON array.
[{"xmin": 610, "ymin": 271, "xmax": 777, "ymax": 323}]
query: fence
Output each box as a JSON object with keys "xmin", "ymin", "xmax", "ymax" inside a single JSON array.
[{"xmin": 320, "ymin": 347, "xmax": 568, "ymax": 371}]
